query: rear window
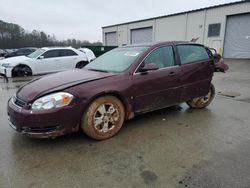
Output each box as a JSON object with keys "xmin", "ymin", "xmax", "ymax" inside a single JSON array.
[{"xmin": 177, "ymin": 45, "xmax": 209, "ymax": 65}]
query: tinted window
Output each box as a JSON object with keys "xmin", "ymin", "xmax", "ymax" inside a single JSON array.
[
  {"xmin": 16, "ymin": 49, "xmax": 27, "ymax": 54},
  {"xmin": 144, "ymin": 46, "xmax": 175, "ymax": 68},
  {"xmin": 177, "ymin": 45, "xmax": 209, "ymax": 65},
  {"xmin": 208, "ymin": 23, "xmax": 221, "ymax": 37},
  {"xmin": 43, "ymin": 50, "xmax": 60, "ymax": 58},
  {"xmin": 30, "ymin": 49, "xmax": 36, "ymax": 53},
  {"xmin": 59, "ymin": 49, "xmax": 78, "ymax": 57}
]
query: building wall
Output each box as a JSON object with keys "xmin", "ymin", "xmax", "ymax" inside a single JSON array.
[
  {"xmin": 186, "ymin": 11, "xmax": 205, "ymax": 44},
  {"xmin": 102, "ymin": 2, "xmax": 250, "ymax": 55},
  {"xmin": 117, "ymin": 25, "xmax": 128, "ymax": 46},
  {"xmin": 204, "ymin": 3, "xmax": 250, "ymax": 54},
  {"xmin": 155, "ymin": 14, "xmax": 186, "ymax": 41}
]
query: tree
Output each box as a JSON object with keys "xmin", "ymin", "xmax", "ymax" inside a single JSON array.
[{"xmin": 0, "ymin": 20, "xmax": 103, "ymax": 49}]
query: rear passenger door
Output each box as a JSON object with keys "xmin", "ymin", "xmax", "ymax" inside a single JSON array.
[
  {"xmin": 57, "ymin": 49, "xmax": 79, "ymax": 71},
  {"xmin": 176, "ymin": 44, "xmax": 214, "ymax": 102}
]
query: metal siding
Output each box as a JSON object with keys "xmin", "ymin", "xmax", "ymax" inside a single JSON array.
[
  {"xmin": 128, "ymin": 20, "xmax": 154, "ymax": 44},
  {"xmin": 224, "ymin": 14, "xmax": 250, "ymax": 58},
  {"xmin": 105, "ymin": 32, "xmax": 118, "ymax": 46},
  {"xmin": 204, "ymin": 2, "xmax": 250, "ymax": 53},
  {"xmin": 117, "ymin": 25, "xmax": 128, "ymax": 46},
  {"xmin": 186, "ymin": 11, "xmax": 205, "ymax": 43},
  {"xmin": 103, "ymin": 26, "xmax": 117, "ymax": 45},
  {"xmin": 102, "ymin": 2, "xmax": 250, "ymax": 58},
  {"xmin": 155, "ymin": 15, "xmax": 186, "ymax": 41},
  {"xmin": 131, "ymin": 27, "xmax": 153, "ymax": 44}
]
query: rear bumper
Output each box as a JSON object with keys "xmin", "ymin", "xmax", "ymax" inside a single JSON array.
[{"xmin": 7, "ymin": 98, "xmax": 84, "ymax": 138}]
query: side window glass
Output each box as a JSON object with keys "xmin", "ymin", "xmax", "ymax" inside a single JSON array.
[
  {"xmin": 60, "ymin": 50, "xmax": 78, "ymax": 57},
  {"xmin": 144, "ymin": 46, "xmax": 175, "ymax": 68},
  {"xmin": 16, "ymin": 49, "xmax": 25, "ymax": 54},
  {"xmin": 66, "ymin": 50, "xmax": 77, "ymax": 56},
  {"xmin": 23, "ymin": 49, "xmax": 30, "ymax": 53},
  {"xmin": 43, "ymin": 50, "xmax": 60, "ymax": 59},
  {"xmin": 177, "ymin": 45, "xmax": 209, "ymax": 65}
]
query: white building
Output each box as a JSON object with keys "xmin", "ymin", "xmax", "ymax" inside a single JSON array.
[{"xmin": 102, "ymin": 1, "xmax": 250, "ymax": 58}]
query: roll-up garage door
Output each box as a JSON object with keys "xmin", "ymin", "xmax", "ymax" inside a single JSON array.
[
  {"xmin": 105, "ymin": 32, "xmax": 117, "ymax": 46},
  {"xmin": 224, "ymin": 14, "xmax": 250, "ymax": 58},
  {"xmin": 131, "ymin": 27, "xmax": 153, "ymax": 44}
]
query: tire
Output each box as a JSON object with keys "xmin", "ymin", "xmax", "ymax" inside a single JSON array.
[
  {"xmin": 76, "ymin": 61, "xmax": 88, "ymax": 69},
  {"xmin": 186, "ymin": 83, "xmax": 215, "ymax": 109},
  {"xmin": 12, "ymin": 65, "xmax": 32, "ymax": 77},
  {"xmin": 82, "ymin": 95, "xmax": 125, "ymax": 140}
]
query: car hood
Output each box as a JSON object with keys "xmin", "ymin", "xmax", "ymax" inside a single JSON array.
[
  {"xmin": 16, "ymin": 69, "xmax": 116, "ymax": 102},
  {"xmin": 0, "ymin": 55, "xmax": 30, "ymax": 66}
]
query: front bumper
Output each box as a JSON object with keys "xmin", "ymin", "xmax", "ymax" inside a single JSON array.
[
  {"xmin": 7, "ymin": 98, "xmax": 84, "ymax": 138},
  {"xmin": 0, "ymin": 66, "xmax": 12, "ymax": 78}
]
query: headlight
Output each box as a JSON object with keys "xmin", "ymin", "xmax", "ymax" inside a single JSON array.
[
  {"xmin": 32, "ymin": 92, "xmax": 74, "ymax": 110},
  {"xmin": 1, "ymin": 63, "xmax": 14, "ymax": 68}
]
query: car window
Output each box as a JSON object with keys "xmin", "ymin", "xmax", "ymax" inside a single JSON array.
[
  {"xmin": 59, "ymin": 49, "xmax": 78, "ymax": 57},
  {"xmin": 86, "ymin": 47, "xmax": 147, "ymax": 73},
  {"xmin": 177, "ymin": 45, "xmax": 209, "ymax": 64},
  {"xmin": 25, "ymin": 49, "xmax": 30, "ymax": 52},
  {"xmin": 144, "ymin": 46, "xmax": 175, "ymax": 68},
  {"xmin": 28, "ymin": 49, "xmax": 45, "ymax": 58},
  {"xmin": 29, "ymin": 49, "xmax": 36, "ymax": 53},
  {"xmin": 16, "ymin": 49, "xmax": 27, "ymax": 54},
  {"xmin": 43, "ymin": 50, "xmax": 60, "ymax": 58}
]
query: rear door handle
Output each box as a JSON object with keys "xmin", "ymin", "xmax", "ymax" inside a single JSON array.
[{"xmin": 168, "ymin": 71, "xmax": 176, "ymax": 76}]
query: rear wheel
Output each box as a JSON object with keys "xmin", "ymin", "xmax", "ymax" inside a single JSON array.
[
  {"xmin": 186, "ymin": 83, "xmax": 215, "ymax": 109},
  {"xmin": 76, "ymin": 61, "xmax": 88, "ymax": 69},
  {"xmin": 82, "ymin": 95, "xmax": 125, "ymax": 140},
  {"xmin": 12, "ymin": 65, "xmax": 32, "ymax": 77}
]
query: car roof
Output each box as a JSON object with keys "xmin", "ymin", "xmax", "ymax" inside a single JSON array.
[
  {"xmin": 122, "ymin": 41, "xmax": 204, "ymax": 48},
  {"xmin": 41, "ymin": 46, "xmax": 75, "ymax": 51},
  {"xmin": 17, "ymin": 47, "xmax": 37, "ymax": 50}
]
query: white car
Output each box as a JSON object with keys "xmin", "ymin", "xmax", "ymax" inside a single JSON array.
[{"xmin": 0, "ymin": 47, "xmax": 95, "ymax": 77}]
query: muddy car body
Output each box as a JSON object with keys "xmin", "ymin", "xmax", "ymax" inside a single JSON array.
[{"xmin": 7, "ymin": 41, "xmax": 228, "ymax": 140}]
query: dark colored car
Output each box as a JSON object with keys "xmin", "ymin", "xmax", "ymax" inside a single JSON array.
[
  {"xmin": 7, "ymin": 41, "xmax": 228, "ymax": 140},
  {"xmin": 0, "ymin": 49, "xmax": 7, "ymax": 57},
  {"xmin": 4, "ymin": 47, "xmax": 37, "ymax": 58}
]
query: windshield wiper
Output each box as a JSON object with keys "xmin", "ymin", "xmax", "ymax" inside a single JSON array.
[{"xmin": 88, "ymin": 68, "xmax": 109, "ymax": 73}]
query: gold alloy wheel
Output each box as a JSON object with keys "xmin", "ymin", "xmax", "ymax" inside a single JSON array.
[{"xmin": 82, "ymin": 95, "xmax": 125, "ymax": 140}]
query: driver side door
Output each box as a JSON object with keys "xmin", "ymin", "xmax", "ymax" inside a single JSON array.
[
  {"xmin": 132, "ymin": 46, "xmax": 182, "ymax": 114},
  {"xmin": 35, "ymin": 50, "xmax": 60, "ymax": 74}
]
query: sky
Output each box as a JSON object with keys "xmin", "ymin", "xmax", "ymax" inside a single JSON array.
[{"xmin": 0, "ymin": 0, "xmax": 240, "ymax": 42}]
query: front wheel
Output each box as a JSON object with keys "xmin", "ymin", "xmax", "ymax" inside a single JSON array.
[
  {"xmin": 186, "ymin": 83, "xmax": 215, "ymax": 109},
  {"xmin": 82, "ymin": 95, "xmax": 125, "ymax": 140},
  {"xmin": 12, "ymin": 65, "xmax": 32, "ymax": 77}
]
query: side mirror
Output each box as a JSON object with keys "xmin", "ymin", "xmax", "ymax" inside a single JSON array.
[
  {"xmin": 141, "ymin": 63, "xmax": 159, "ymax": 72},
  {"xmin": 38, "ymin": 56, "xmax": 44, "ymax": 59}
]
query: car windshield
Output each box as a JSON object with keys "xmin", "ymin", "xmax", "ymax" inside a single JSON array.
[
  {"xmin": 27, "ymin": 49, "xmax": 45, "ymax": 58},
  {"xmin": 85, "ymin": 47, "xmax": 148, "ymax": 73}
]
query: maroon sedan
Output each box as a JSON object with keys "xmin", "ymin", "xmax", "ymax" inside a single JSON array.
[{"xmin": 7, "ymin": 41, "xmax": 228, "ymax": 140}]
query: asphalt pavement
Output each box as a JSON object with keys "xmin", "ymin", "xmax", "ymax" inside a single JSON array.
[{"xmin": 0, "ymin": 59, "xmax": 250, "ymax": 188}]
